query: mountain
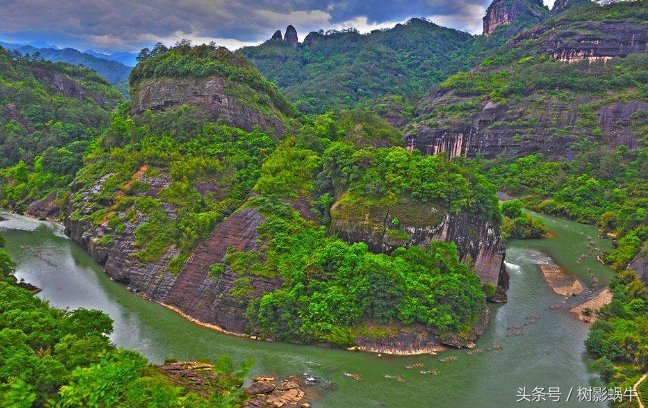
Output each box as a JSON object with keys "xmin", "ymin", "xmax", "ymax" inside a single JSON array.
[
  {"xmin": 239, "ymin": 19, "xmax": 479, "ymax": 114},
  {"xmin": 0, "ymin": 46, "xmax": 122, "ymax": 168},
  {"xmin": 129, "ymin": 43, "xmax": 299, "ymax": 136},
  {"xmin": 0, "ymin": 42, "xmax": 131, "ymax": 84},
  {"xmin": 84, "ymin": 49, "xmax": 138, "ymax": 67},
  {"xmin": 0, "ymin": 0, "xmax": 644, "ymax": 380},
  {"xmin": 405, "ymin": 0, "xmax": 648, "ymax": 159},
  {"xmin": 399, "ymin": 0, "xmax": 647, "ymax": 389},
  {"xmin": 0, "ymin": 42, "xmax": 506, "ymax": 354},
  {"xmin": 0, "ymin": 45, "xmax": 122, "ymax": 216},
  {"xmin": 482, "ymin": 0, "xmax": 549, "ymax": 36}
]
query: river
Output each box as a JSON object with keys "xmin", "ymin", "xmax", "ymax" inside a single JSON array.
[{"xmin": 0, "ymin": 211, "xmax": 613, "ymax": 407}]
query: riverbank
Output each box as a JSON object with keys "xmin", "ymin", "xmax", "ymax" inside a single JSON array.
[
  {"xmin": 1, "ymin": 210, "xmax": 497, "ymax": 357},
  {"xmin": 1, "ymin": 210, "xmax": 611, "ymax": 407},
  {"xmin": 570, "ymin": 288, "xmax": 613, "ymax": 323}
]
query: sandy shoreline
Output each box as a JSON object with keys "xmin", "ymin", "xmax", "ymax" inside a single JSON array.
[
  {"xmin": 570, "ymin": 288, "xmax": 613, "ymax": 323},
  {"xmin": 539, "ymin": 264, "xmax": 584, "ymax": 296}
]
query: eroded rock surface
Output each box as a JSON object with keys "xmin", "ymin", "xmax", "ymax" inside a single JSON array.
[
  {"xmin": 330, "ymin": 195, "xmax": 508, "ymax": 300},
  {"xmin": 130, "ymin": 76, "xmax": 286, "ymax": 137},
  {"xmin": 483, "ymin": 0, "xmax": 548, "ymax": 36}
]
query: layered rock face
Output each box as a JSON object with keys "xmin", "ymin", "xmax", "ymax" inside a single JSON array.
[
  {"xmin": 65, "ymin": 168, "xmax": 280, "ymax": 333},
  {"xmin": 130, "ymin": 76, "xmax": 286, "ymax": 137},
  {"xmin": 330, "ymin": 195, "xmax": 508, "ymax": 301},
  {"xmin": 406, "ymin": 94, "xmax": 648, "ymax": 159},
  {"xmin": 266, "ymin": 25, "xmax": 299, "ymax": 47},
  {"xmin": 483, "ymin": 0, "xmax": 548, "ymax": 36},
  {"xmin": 514, "ymin": 20, "xmax": 648, "ymax": 63},
  {"xmin": 408, "ymin": 8, "xmax": 648, "ymax": 160}
]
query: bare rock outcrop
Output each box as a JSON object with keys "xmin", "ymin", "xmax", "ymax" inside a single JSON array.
[
  {"xmin": 25, "ymin": 193, "xmax": 60, "ymax": 220},
  {"xmin": 244, "ymin": 376, "xmax": 310, "ymax": 408},
  {"xmin": 406, "ymin": 93, "xmax": 648, "ymax": 159},
  {"xmin": 513, "ymin": 20, "xmax": 648, "ymax": 63},
  {"xmin": 130, "ymin": 76, "xmax": 286, "ymax": 137},
  {"xmin": 285, "ymin": 25, "xmax": 299, "ymax": 47},
  {"xmin": 330, "ymin": 195, "xmax": 508, "ymax": 301},
  {"xmin": 483, "ymin": 0, "xmax": 548, "ymax": 36}
]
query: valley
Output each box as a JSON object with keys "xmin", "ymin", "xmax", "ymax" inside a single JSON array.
[
  {"xmin": 0, "ymin": 0, "xmax": 646, "ymax": 406},
  {"xmin": 1, "ymin": 211, "xmax": 612, "ymax": 407}
]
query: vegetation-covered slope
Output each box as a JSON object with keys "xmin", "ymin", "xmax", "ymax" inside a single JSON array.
[
  {"xmin": 406, "ymin": 0, "xmax": 648, "ymax": 159},
  {"xmin": 0, "ymin": 46, "xmax": 122, "ymax": 212},
  {"xmin": 239, "ymin": 19, "xmax": 479, "ymax": 114},
  {"xmin": 3, "ymin": 44, "xmax": 132, "ymax": 84},
  {"xmin": 29, "ymin": 42, "xmax": 505, "ymax": 352}
]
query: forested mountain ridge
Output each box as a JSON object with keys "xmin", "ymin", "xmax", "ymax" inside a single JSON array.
[
  {"xmin": 239, "ymin": 19, "xmax": 480, "ymax": 114},
  {"xmin": 0, "ymin": 42, "xmax": 132, "ymax": 84},
  {"xmin": 40, "ymin": 43, "xmax": 508, "ymax": 354},
  {"xmin": 0, "ymin": 46, "xmax": 122, "ymax": 216}
]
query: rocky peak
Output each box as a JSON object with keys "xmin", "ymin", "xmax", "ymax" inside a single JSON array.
[
  {"xmin": 285, "ymin": 25, "xmax": 299, "ymax": 47},
  {"xmin": 270, "ymin": 30, "xmax": 283, "ymax": 41},
  {"xmin": 483, "ymin": 0, "xmax": 549, "ymax": 36}
]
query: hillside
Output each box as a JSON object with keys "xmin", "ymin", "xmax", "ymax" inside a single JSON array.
[
  {"xmin": 401, "ymin": 0, "xmax": 648, "ymax": 392},
  {"xmin": 406, "ymin": 0, "xmax": 648, "ymax": 159},
  {"xmin": 239, "ymin": 19, "xmax": 479, "ymax": 114},
  {"xmin": 1, "ymin": 42, "xmax": 132, "ymax": 84},
  {"xmin": 0, "ymin": 46, "xmax": 122, "ymax": 214},
  {"xmin": 18, "ymin": 43, "xmax": 507, "ymax": 353}
]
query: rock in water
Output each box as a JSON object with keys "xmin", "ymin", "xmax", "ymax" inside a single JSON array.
[
  {"xmin": 271, "ymin": 30, "xmax": 283, "ymax": 41},
  {"xmin": 285, "ymin": 25, "xmax": 298, "ymax": 47}
]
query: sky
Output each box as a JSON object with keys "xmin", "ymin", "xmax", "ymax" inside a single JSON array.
[{"xmin": 0, "ymin": 0, "xmax": 557, "ymax": 53}]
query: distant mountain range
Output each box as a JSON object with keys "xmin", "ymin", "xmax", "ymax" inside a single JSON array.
[{"xmin": 0, "ymin": 40, "xmax": 134, "ymax": 84}]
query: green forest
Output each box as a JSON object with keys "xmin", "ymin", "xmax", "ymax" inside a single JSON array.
[
  {"xmin": 0, "ymin": 0, "xmax": 647, "ymax": 406},
  {"xmin": 0, "ymin": 241, "xmax": 250, "ymax": 407}
]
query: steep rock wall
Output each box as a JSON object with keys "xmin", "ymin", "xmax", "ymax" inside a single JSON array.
[
  {"xmin": 406, "ymin": 91, "xmax": 648, "ymax": 160},
  {"xmin": 64, "ymin": 169, "xmax": 280, "ymax": 334},
  {"xmin": 514, "ymin": 21, "xmax": 648, "ymax": 63},
  {"xmin": 330, "ymin": 194, "xmax": 508, "ymax": 301},
  {"xmin": 483, "ymin": 0, "xmax": 548, "ymax": 36},
  {"xmin": 130, "ymin": 76, "xmax": 286, "ymax": 137}
]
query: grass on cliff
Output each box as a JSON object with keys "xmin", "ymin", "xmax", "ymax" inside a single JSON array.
[{"xmin": 62, "ymin": 103, "xmax": 500, "ymax": 348}]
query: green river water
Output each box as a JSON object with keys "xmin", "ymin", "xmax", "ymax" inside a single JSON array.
[{"xmin": 1, "ymin": 211, "xmax": 615, "ymax": 407}]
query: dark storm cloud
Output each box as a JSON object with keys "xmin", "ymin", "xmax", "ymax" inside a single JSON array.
[{"xmin": 0, "ymin": 0, "xmax": 495, "ymax": 51}]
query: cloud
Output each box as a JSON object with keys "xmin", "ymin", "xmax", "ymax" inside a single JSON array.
[{"xmin": 0, "ymin": 0, "xmax": 557, "ymax": 52}]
